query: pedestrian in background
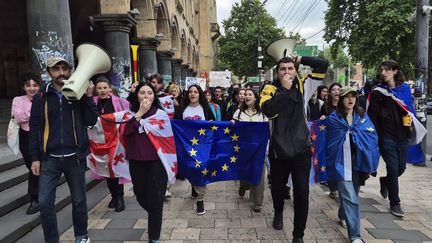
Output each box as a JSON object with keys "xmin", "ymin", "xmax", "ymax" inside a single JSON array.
[
  {"xmin": 232, "ymin": 88, "xmax": 268, "ymax": 212},
  {"xmin": 320, "ymin": 82, "xmax": 342, "ymax": 198},
  {"xmin": 204, "ymin": 89, "xmax": 222, "ymax": 121},
  {"xmin": 91, "ymin": 76, "xmax": 130, "ymax": 212},
  {"xmin": 11, "ymin": 72, "xmax": 41, "ymax": 215}
]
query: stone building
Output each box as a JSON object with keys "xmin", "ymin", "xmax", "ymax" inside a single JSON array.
[{"xmin": 0, "ymin": 0, "xmax": 220, "ymax": 98}]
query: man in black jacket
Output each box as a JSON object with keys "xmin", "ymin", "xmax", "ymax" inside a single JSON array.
[
  {"xmin": 260, "ymin": 56, "xmax": 328, "ymax": 243},
  {"xmin": 29, "ymin": 57, "xmax": 98, "ymax": 243}
]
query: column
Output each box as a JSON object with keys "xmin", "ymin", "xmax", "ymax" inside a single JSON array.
[
  {"xmin": 171, "ymin": 58, "xmax": 183, "ymax": 85},
  {"xmin": 27, "ymin": 0, "xmax": 74, "ymax": 82},
  {"xmin": 93, "ymin": 14, "xmax": 136, "ymax": 98},
  {"xmin": 188, "ymin": 68, "xmax": 195, "ymax": 77},
  {"xmin": 157, "ymin": 51, "xmax": 174, "ymax": 87},
  {"xmin": 181, "ymin": 64, "xmax": 189, "ymax": 89},
  {"xmin": 133, "ymin": 37, "xmax": 160, "ymax": 80}
]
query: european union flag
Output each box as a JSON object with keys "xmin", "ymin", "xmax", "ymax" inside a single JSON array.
[
  {"xmin": 171, "ymin": 120, "xmax": 269, "ymax": 186},
  {"xmin": 308, "ymin": 120, "xmax": 328, "ymax": 183}
]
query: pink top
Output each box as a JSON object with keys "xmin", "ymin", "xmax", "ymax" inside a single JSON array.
[
  {"xmin": 11, "ymin": 95, "xmax": 33, "ymax": 131},
  {"xmin": 93, "ymin": 95, "xmax": 130, "ymax": 112}
]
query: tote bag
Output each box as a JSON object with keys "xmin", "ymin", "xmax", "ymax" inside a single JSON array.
[{"xmin": 7, "ymin": 117, "xmax": 20, "ymax": 155}]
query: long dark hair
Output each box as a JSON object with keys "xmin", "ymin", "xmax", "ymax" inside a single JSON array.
[
  {"xmin": 182, "ymin": 84, "xmax": 214, "ymax": 120},
  {"xmin": 129, "ymin": 82, "xmax": 161, "ymax": 112},
  {"xmin": 184, "ymin": 85, "xmax": 207, "ymax": 108},
  {"xmin": 239, "ymin": 88, "xmax": 262, "ymax": 114},
  {"xmin": 323, "ymin": 82, "xmax": 342, "ymax": 115},
  {"xmin": 378, "ymin": 60, "xmax": 405, "ymax": 87},
  {"xmin": 335, "ymin": 91, "xmax": 365, "ymax": 119},
  {"xmin": 317, "ymin": 85, "xmax": 328, "ymax": 101}
]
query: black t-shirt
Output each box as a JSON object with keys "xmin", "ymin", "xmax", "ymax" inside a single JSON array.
[{"xmin": 97, "ymin": 98, "xmax": 115, "ymax": 115}]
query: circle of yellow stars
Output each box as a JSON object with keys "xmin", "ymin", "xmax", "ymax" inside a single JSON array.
[{"xmin": 188, "ymin": 125, "xmax": 240, "ymax": 178}]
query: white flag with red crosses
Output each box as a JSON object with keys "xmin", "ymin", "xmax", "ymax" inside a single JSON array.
[
  {"xmin": 87, "ymin": 111, "xmax": 133, "ymax": 180},
  {"xmin": 158, "ymin": 95, "xmax": 175, "ymax": 118},
  {"xmin": 139, "ymin": 109, "xmax": 178, "ymax": 184}
]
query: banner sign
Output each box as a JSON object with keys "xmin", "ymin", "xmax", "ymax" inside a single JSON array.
[
  {"xmin": 209, "ymin": 71, "xmax": 231, "ymax": 88},
  {"xmin": 185, "ymin": 77, "xmax": 206, "ymax": 90}
]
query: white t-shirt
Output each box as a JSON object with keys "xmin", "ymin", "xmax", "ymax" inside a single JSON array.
[{"xmin": 183, "ymin": 105, "xmax": 205, "ymax": 120}]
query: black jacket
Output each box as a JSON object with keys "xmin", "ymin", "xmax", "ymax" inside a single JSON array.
[
  {"xmin": 29, "ymin": 83, "xmax": 98, "ymax": 162},
  {"xmin": 260, "ymin": 56, "xmax": 329, "ymax": 159}
]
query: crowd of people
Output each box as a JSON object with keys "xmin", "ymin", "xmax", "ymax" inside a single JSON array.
[{"xmin": 9, "ymin": 55, "xmax": 423, "ymax": 243}]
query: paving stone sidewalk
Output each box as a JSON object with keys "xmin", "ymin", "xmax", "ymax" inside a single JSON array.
[{"xmin": 56, "ymin": 159, "xmax": 432, "ymax": 243}]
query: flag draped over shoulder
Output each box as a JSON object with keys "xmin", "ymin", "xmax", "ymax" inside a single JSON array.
[
  {"xmin": 308, "ymin": 120, "xmax": 328, "ymax": 183},
  {"xmin": 171, "ymin": 120, "xmax": 269, "ymax": 186},
  {"xmin": 324, "ymin": 112, "xmax": 380, "ymax": 181},
  {"xmin": 87, "ymin": 110, "xmax": 133, "ymax": 180},
  {"xmin": 373, "ymin": 84, "xmax": 427, "ymax": 164},
  {"xmin": 138, "ymin": 109, "xmax": 178, "ymax": 184}
]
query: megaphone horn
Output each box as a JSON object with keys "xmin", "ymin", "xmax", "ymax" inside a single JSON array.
[
  {"xmin": 62, "ymin": 43, "xmax": 112, "ymax": 100},
  {"xmin": 266, "ymin": 38, "xmax": 297, "ymax": 61}
]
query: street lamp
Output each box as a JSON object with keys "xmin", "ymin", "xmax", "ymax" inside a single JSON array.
[{"xmin": 254, "ymin": 0, "xmax": 267, "ymax": 87}]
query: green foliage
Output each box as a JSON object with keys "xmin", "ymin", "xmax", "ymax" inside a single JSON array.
[
  {"xmin": 218, "ymin": 0, "xmax": 285, "ymax": 77},
  {"xmin": 324, "ymin": 0, "xmax": 416, "ymax": 78}
]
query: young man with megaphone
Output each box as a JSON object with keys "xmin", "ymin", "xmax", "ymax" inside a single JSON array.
[
  {"xmin": 29, "ymin": 56, "xmax": 98, "ymax": 243},
  {"xmin": 260, "ymin": 54, "xmax": 329, "ymax": 243}
]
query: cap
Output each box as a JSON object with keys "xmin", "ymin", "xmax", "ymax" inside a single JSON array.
[
  {"xmin": 46, "ymin": 57, "xmax": 71, "ymax": 69},
  {"xmin": 339, "ymin": 86, "xmax": 358, "ymax": 97}
]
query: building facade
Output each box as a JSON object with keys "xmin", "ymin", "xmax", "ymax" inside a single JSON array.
[{"xmin": 0, "ymin": 0, "xmax": 220, "ymax": 98}]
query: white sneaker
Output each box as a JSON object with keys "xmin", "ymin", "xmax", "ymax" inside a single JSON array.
[
  {"xmin": 351, "ymin": 239, "xmax": 363, "ymax": 243},
  {"xmin": 165, "ymin": 190, "xmax": 172, "ymax": 199},
  {"xmin": 339, "ymin": 219, "xmax": 347, "ymax": 228},
  {"xmin": 75, "ymin": 236, "xmax": 90, "ymax": 243}
]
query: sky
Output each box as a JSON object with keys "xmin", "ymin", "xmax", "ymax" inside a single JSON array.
[{"xmin": 216, "ymin": 0, "xmax": 328, "ymax": 51}]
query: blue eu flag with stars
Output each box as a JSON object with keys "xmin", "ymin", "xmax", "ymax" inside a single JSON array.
[{"xmin": 171, "ymin": 120, "xmax": 269, "ymax": 186}]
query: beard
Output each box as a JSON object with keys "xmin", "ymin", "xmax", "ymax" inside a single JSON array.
[{"xmin": 52, "ymin": 75, "xmax": 69, "ymax": 85}]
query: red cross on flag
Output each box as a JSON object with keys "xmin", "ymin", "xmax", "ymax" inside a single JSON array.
[
  {"xmin": 87, "ymin": 110, "xmax": 133, "ymax": 180},
  {"xmin": 158, "ymin": 95, "xmax": 175, "ymax": 118}
]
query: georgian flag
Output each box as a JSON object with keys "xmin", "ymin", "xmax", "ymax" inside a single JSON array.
[
  {"xmin": 371, "ymin": 86, "xmax": 427, "ymax": 145},
  {"xmin": 87, "ymin": 111, "xmax": 133, "ymax": 180},
  {"xmin": 159, "ymin": 95, "xmax": 175, "ymax": 118},
  {"xmin": 139, "ymin": 109, "xmax": 177, "ymax": 184}
]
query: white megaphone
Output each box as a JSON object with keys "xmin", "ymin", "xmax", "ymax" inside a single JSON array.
[
  {"xmin": 62, "ymin": 43, "xmax": 112, "ymax": 100},
  {"xmin": 266, "ymin": 38, "xmax": 297, "ymax": 61}
]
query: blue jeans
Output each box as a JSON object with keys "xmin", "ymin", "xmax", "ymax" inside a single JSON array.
[
  {"xmin": 380, "ymin": 137, "xmax": 408, "ymax": 207},
  {"xmin": 337, "ymin": 172, "xmax": 361, "ymax": 241},
  {"xmin": 38, "ymin": 156, "xmax": 88, "ymax": 243}
]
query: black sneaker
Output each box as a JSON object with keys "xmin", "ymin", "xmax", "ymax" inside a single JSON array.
[
  {"xmin": 238, "ymin": 187, "xmax": 246, "ymax": 197},
  {"xmin": 272, "ymin": 211, "xmax": 283, "ymax": 230},
  {"xmin": 196, "ymin": 200, "xmax": 205, "ymax": 215},
  {"xmin": 390, "ymin": 204, "xmax": 404, "ymax": 217},
  {"xmin": 26, "ymin": 201, "xmax": 40, "ymax": 215},
  {"xmin": 379, "ymin": 177, "xmax": 388, "ymax": 199},
  {"xmin": 108, "ymin": 196, "xmax": 117, "ymax": 208},
  {"xmin": 191, "ymin": 186, "xmax": 198, "ymax": 199},
  {"xmin": 292, "ymin": 238, "xmax": 304, "ymax": 243},
  {"xmin": 115, "ymin": 196, "xmax": 125, "ymax": 212}
]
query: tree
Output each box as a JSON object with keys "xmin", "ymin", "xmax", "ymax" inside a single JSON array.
[
  {"xmin": 218, "ymin": 0, "xmax": 285, "ymax": 77},
  {"xmin": 324, "ymin": 0, "xmax": 416, "ymax": 78},
  {"xmin": 322, "ymin": 47, "xmax": 356, "ymax": 83}
]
